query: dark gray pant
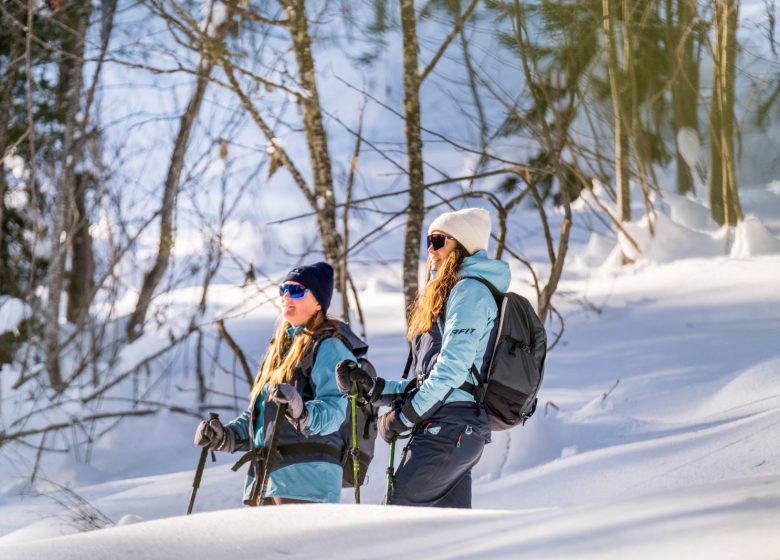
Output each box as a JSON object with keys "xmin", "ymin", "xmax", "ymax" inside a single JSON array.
[{"xmin": 390, "ymin": 416, "xmax": 486, "ymax": 508}]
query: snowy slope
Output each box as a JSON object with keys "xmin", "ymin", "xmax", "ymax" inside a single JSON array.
[
  {"xmin": 1, "ymin": 476, "xmax": 778, "ymax": 559},
  {"xmin": 1, "ymin": 187, "xmax": 780, "ymax": 558}
]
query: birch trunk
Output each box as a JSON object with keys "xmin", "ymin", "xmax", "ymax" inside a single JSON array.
[
  {"xmin": 282, "ymin": 0, "xmax": 343, "ymax": 301},
  {"xmin": 400, "ymin": 0, "xmax": 425, "ymax": 318},
  {"xmin": 126, "ymin": 7, "xmax": 230, "ymax": 341}
]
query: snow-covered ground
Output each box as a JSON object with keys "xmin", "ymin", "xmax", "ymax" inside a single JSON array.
[{"xmin": 1, "ymin": 185, "xmax": 780, "ymax": 559}]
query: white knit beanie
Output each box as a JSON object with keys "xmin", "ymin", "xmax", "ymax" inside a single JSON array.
[{"xmin": 428, "ymin": 208, "xmax": 492, "ymax": 255}]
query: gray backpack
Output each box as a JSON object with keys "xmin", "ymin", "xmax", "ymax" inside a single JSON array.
[
  {"xmin": 461, "ymin": 277, "xmax": 547, "ymax": 430},
  {"xmin": 298, "ymin": 322, "xmax": 378, "ymax": 487}
]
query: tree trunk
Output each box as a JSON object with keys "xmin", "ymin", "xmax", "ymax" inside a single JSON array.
[
  {"xmin": 602, "ymin": 0, "xmax": 631, "ymax": 222},
  {"xmin": 65, "ymin": 0, "xmax": 116, "ymax": 324},
  {"xmin": 126, "ymin": 9, "xmax": 230, "ymax": 341},
  {"xmin": 66, "ymin": 172, "xmax": 94, "ymax": 324},
  {"xmin": 625, "ymin": 0, "xmax": 656, "ymax": 234},
  {"xmin": 44, "ymin": 1, "xmax": 90, "ymax": 391},
  {"xmin": 709, "ymin": 0, "xmax": 743, "ymax": 226},
  {"xmin": 0, "ymin": 33, "xmax": 21, "ymax": 296},
  {"xmin": 667, "ymin": 0, "xmax": 700, "ymax": 195},
  {"xmin": 282, "ymin": 0, "xmax": 343, "ymax": 302},
  {"xmin": 400, "ymin": 0, "xmax": 426, "ymax": 318}
]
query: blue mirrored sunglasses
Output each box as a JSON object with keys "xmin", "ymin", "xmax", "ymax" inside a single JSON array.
[
  {"xmin": 427, "ymin": 234, "xmax": 455, "ymax": 251},
  {"xmin": 279, "ymin": 283, "xmax": 310, "ymax": 299}
]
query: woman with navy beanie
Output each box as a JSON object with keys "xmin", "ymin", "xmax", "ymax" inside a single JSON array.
[
  {"xmin": 337, "ymin": 208, "xmax": 510, "ymax": 507},
  {"xmin": 194, "ymin": 262, "xmax": 354, "ymax": 505}
]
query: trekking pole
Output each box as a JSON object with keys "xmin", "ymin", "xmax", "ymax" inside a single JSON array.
[
  {"xmin": 384, "ymin": 435, "xmax": 396, "ymax": 505},
  {"xmin": 257, "ymin": 401, "xmax": 287, "ymax": 506},
  {"xmin": 187, "ymin": 412, "xmax": 219, "ymax": 515},
  {"xmin": 350, "ymin": 382, "xmax": 361, "ymax": 504}
]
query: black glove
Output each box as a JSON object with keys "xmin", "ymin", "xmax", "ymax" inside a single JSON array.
[
  {"xmin": 335, "ymin": 360, "xmax": 380, "ymax": 402},
  {"xmin": 378, "ymin": 408, "xmax": 410, "ymax": 444},
  {"xmin": 194, "ymin": 418, "xmax": 235, "ymax": 452}
]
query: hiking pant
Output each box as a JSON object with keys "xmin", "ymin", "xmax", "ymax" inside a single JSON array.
[{"xmin": 390, "ymin": 411, "xmax": 487, "ymax": 508}]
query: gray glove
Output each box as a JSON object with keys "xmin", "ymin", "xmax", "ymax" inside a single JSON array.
[
  {"xmin": 194, "ymin": 418, "xmax": 235, "ymax": 452},
  {"xmin": 271, "ymin": 383, "xmax": 308, "ymax": 430}
]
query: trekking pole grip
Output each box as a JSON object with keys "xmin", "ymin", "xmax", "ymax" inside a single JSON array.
[
  {"xmin": 208, "ymin": 411, "xmax": 219, "ymax": 462},
  {"xmin": 187, "ymin": 411, "xmax": 221, "ymax": 515}
]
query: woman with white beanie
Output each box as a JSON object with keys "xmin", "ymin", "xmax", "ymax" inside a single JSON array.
[{"xmin": 337, "ymin": 207, "xmax": 510, "ymax": 507}]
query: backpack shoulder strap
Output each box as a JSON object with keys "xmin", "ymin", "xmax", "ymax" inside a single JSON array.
[
  {"xmin": 441, "ymin": 275, "xmax": 500, "ymax": 326},
  {"xmin": 401, "ymin": 345, "xmax": 413, "ymax": 380},
  {"xmin": 460, "ymin": 275, "xmax": 503, "ymax": 302},
  {"xmin": 464, "ymin": 276, "xmax": 539, "ymax": 350},
  {"xmin": 298, "ymin": 319, "xmax": 366, "ymax": 378},
  {"xmin": 296, "ymin": 332, "xmax": 334, "ymax": 378}
]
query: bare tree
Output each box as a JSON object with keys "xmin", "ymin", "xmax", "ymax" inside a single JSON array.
[
  {"xmin": 399, "ymin": 0, "xmax": 479, "ymax": 318},
  {"xmin": 66, "ymin": 0, "xmax": 117, "ymax": 325},
  {"xmin": 666, "ymin": 0, "xmax": 701, "ymax": 195},
  {"xmin": 45, "ymin": 1, "xmax": 91, "ymax": 391},
  {"xmin": 399, "ymin": 0, "xmax": 425, "ymax": 318},
  {"xmin": 0, "ymin": 10, "xmax": 22, "ymax": 297},
  {"xmin": 709, "ymin": 0, "xmax": 744, "ymax": 226},
  {"xmin": 602, "ymin": 0, "xmax": 632, "ymax": 223},
  {"xmin": 281, "ymin": 0, "xmax": 343, "ymax": 289},
  {"xmin": 126, "ymin": 1, "xmax": 233, "ymax": 341}
]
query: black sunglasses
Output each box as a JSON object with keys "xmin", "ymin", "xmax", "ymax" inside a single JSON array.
[{"xmin": 427, "ymin": 234, "xmax": 455, "ymax": 251}]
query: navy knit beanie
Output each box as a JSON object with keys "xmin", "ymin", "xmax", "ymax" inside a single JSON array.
[{"xmin": 283, "ymin": 262, "xmax": 334, "ymax": 312}]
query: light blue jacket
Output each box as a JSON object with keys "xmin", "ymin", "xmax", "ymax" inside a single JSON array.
[
  {"xmin": 382, "ymin": 250, "xmax": 511, "ymax": 420},
  {"xmin": 226, "ymin": 331, "xmax": 353, "ymax": 503}
]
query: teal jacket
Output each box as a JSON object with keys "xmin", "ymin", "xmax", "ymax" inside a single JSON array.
[
  {"xmin": 226, "ymin": 330, "xmax": 353, "ymax": 503},
  {"xmin": 382, "ymin": 250, "xmax": 511, "ymax": 420}
]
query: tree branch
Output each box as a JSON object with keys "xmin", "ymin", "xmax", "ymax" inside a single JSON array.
[
  {"xmin": 419, "ymin": 0, "xmax": 479, "ymax": 84},
  {"xmin": 216, "ymin": 319, "xmax": 254, "ymax": 388},
  {"xmin": 0, "ymin": 410, "xmax": 157, "ymax": 448}
]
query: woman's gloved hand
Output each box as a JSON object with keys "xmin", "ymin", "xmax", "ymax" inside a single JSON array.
[
  {"xmin": 271, "ymin": 383, "xmax": 308, "ymax": 431},
  {"xmin": 335, "ymin": 360, "xmax": 381, "ymax": 402},
  {"xmin": 378, "ymin": 407, "xmax": 412, "ymax": 444},
  {"xmin": 194, "ymin": 417, "xmax": 234, "ymax": 452}
]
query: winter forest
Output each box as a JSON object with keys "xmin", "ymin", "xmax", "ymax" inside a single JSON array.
[{"xmin": 1, "ymin": 0, "xmax": 780, "ymax": 558}]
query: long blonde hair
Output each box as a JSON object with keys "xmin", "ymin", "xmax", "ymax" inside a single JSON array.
[
  {"xmin": 250, "ymin": 311, "xmax": 339, "ymax": 402},
  {"xmin": 406, "ymin": 242, "xmax": 467, "ymax": 340}
]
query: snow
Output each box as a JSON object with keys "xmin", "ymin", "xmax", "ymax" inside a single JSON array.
[
  {"xmin": 2, "ymin": 223, "xmax": 780, "ymax": 557},
  {"xmin": 3, "ymin": 154, "xmax": 26, "ymax": 180},
  {"xmin": 200, "ymin": 1, "xmax": 228, "ymax": 37},
  {"xmin": 605, "ymin": 190, "xmax": 780, "ymax": 265},
  {"xmin": 1, "ymin": 4, "xmax": 780, "ymax": 556},
  {"xmin": 1, "ymin": 478, "xmax": 778, "ymax": 559},
  {"xmin": 4, "ymin": 189, "xmax": 29, "ymax": 210},
  {"xmin": 613, "ymin": 212, "xmax": 727, "ymax": 264},
  {"xmin": 676, "ymin": 127, "xmax": 701, "ymax": 169},
  {"xmin": 2, "ymin": 154, "xmax": 780, "ymax": 560},
  {"xmin": 730, "ymin": 216, "xmax": 780, "ymax": 257},
  {"xmin": 658, "ymin": 191, "xmax": 716, "ymax": 232},
  {"xmin": 0, "ymin": 297, "xmax": 29, "ymax": 334}
]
